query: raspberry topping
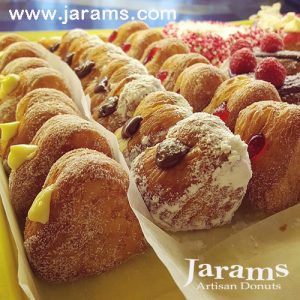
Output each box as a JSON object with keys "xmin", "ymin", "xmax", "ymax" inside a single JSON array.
[
  {"xmin": 247, "ymin": 133, "xmax": 265, "ymax": 160},
  {"xmin": 230, "ymin": 39, "xmax": 252, "ymax": 55},
  {"xmin": 255, "ymin": 57, "xmax": 287, "ymax": 88},
  {"xmin": 229, "ymin": 48, "xmax": 257, "ymax": 75},
  {"xmin": 143, "ymin": 47, "xmax": 159, "ymax": 65},
  {"xmin": 212, "ymin": 102, "xmax": 229, "ymax": 122},
  {"xmin": 157, "ymin": 70, "xmax": 168, "ymax": 82},
  {"xmin": 121, "ymin": 43, "xmax": 131, "ymax": 52},
  {"xmin": 260, "ymin": 33, "xmax": 283, "ymax": 53},
  {"xmin": 108, "ymin": 30, "xmax": 118, "ymax": 43},
  {"xmin": 283, "ymin": 32, "xmax": 300, "ymax": 47}
]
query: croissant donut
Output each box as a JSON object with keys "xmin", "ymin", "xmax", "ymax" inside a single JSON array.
[
  {"xmin": 0, "ymin": 34, "xmax": 27, "ymax": 51},
  {"xmin": 1, "ymin": 88, "xmax": 80, "ymax": 159},
  {"xmin": 0, "ymin": 42, "xmax": 49, "ymax": 72},
  {"xmin": 38, "ymin": 36, "xmax": 61, "ymax": 53},
  {"xmin": 121, "ymin": 29, "xmax": 163, "ymax": 60},
  {"xmin": 141, "ymin": 38, "xmax": 190, "ymax": 75},
  {"xmin": 1, "ymin": 57, "xmax": 50, "ymax": 75},
  {"xmin": 9, "ymin": 114, "xmax": 112, "ymax": 225},
  {"xmin": 108, "ymin": 21, "xmax": 149, "ymax": 46},
  {"xmin": 95, "ymin": 75, "xmax": 164, "ymax": 132},
  {"xmin": 131, "ymin": 113, "xmax": 252, "ymax": 231},
  {"xmin": 235, "ymin": 101, "xmax": 300, "ymax": 214},
  {"xmin": 0, "ymin": 67, "xmax": 71, "ymax": 123},
  {"xmin": 24, "ymin": 149, "xmax": 147, "ymax": 282},
  {"xmin": 116, "ymin": 91, "xmax": 193, "ymax": 164},
  {"xmin": 204, "ymin": 76, "xmax": 281, "ymax": 131},
  {"xmin": 157, "ymin": 53, "xmax": 209, "ymax": 91},
  {"xmin": 174, "ymin": 63, "xmax": 228, "ymax": 112}
]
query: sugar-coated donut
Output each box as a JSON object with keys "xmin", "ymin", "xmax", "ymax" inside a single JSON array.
[
  {"xmin": 235, "ymin": 101, "xmax": 300, "ymax": 214},
  {"xmin": 9, "ymin": 114, "xmax": 112, "ymax": 226},
  {"xmin": 131, "ymin": 113, "xmax": 252, "ymax": 231},
  {"xmin": 24, "ymin": 149, "xmax": 147, "ymax": 282},
  {"xmin": 0, "ymin": 34, "xmax": 27, "ymax": 51},
  {"xmin": 174, "ymin": 63, "xmax": 228, "ymax": 112},
  {"xmin": 204, "ymin": 76, "xmax": 282, "ymax": 131}
]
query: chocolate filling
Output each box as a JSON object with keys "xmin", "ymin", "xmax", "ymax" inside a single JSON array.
[
  {"xmin": 75, "ymin": 60, "xmax": 95, "ymax": 78},
  {"xmin": 122, "ymin": 116, "xmax": 143, "ymax": 139},
  {"xmin": 98, "ymin": 96, "xmax": 118, "ymax": 117},
  {"xmin": 94, "ymin": 77, "xmax": 108, "ymax": 93},
  {"xmin": 49, "ymin": 42, "xmax": 60, "ymax": 53},
  {"xmin": 255, "ymin": 50, "xmax": 300, "ymax": 62},
  {"xmin": 64, "ymin": 52, "xmax": 74, "ymax": 66}
]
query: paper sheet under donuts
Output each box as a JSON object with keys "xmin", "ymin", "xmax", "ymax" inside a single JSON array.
[{"xmin": 1, "ymin": 44, "xmax": 300, "ymax": 300}]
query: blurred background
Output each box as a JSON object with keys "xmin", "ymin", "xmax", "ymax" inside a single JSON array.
[{"xmin": 0, "ymin": 0, "xmax": 299, "ymax": 32}]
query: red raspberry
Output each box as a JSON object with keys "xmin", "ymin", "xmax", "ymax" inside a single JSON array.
[
  {"xmin": 230, "ymin": 39, "xmax": 252, "ymax": 54},
  {"xmin": 255, "ymin": 57, "xmax": 286, "ymax": 88},
  {"xmin": 229, "ymin": 48, "xmax": 257, "ymax": 75},
  {"xmin": 283, "ymin": 32, "xmax": 300, "ymax": 50},
  {"xmin": 260, "ymin": 33, "xmax": 283, "ymax": 53}
]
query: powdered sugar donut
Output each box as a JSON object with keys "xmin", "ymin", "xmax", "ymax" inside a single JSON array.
[{"xmin": 131, "ymin": 113, "xmax": 252, "ymax": 231}]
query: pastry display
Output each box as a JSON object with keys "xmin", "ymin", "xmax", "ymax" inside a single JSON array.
[
  {"xmin": 131, "ymin": 113, "xmax": 252, "ymax": 231},
  {"xmin": 140, "ymin": 38, "xmax": 190, "ymax": 75},
  {"xmin": 0, "ymin": 67, "xmax": 71, "ymax": 123},
  {"xmin": 94, "ymin": 75, "xmax": 164, "ymax": 132},
  {"xmin": 174, "ymin": 63, "xmax": 228, "ymax": 112},
  {"xmin": 116, "ymin": 91, "xmax": 193, "ymax": 164},
  {"xmin": 0, "ymin": 33, "xmax": 27, "ymax": 51},
  {"xmin": 157, "ymin": 53, "xmax": 209, "ymax": 91},
  {"xmin": 24, "ymin": 149, "xmax": 147, "ymax": 282},
  {"xmin": 235, "ymin": 101, "xmax": 300, "ymax": 214},
  {"xmin": 121, "ymin": 28, "xmax": 163, "ymax": 60},
  {"xmin": 204, "ymin": 76, "xmax": 281, "ymax": 131},
  {"xmin": 108, "ymin": 21, "xmax": 149, "ymax": 46},
  {"xmin": 9, "ymin": 114, "xmax": 112, "ymax": 225}
]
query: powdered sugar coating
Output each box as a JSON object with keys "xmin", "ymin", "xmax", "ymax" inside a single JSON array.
[{"xmin": 131, "ymin": 113, "xmax": 252, "ymax": 231}]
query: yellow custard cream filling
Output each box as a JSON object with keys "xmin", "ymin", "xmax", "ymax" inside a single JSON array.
[
  {"xmin": 0, "ymin": 121, "xmax": 20, "ymax": 151},
  {"xmin": 0, "ymin": 74, "xmax": 20, "ymax": 99},
  {"xmin": 28, "ymin": 185, "xmax": 54, "ymax": 224},
  {"xmin": 284, "ymin": 17, "xmax": 300, "ymax": 33},
  {"xmin": 7, "ymin": 144, "xmax": 38, "ymax": 170}
]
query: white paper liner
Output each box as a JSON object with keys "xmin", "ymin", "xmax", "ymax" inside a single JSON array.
[{"xmin": 0, "ymin": 48, "xmax": 299, "ymax": 300}]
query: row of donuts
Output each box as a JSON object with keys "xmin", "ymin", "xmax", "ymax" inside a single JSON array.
[{"xmin": 0, "ymin": 34, "xmax": 147, "ymax": 282}]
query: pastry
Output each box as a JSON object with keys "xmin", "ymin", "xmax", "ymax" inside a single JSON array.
[
  {"xmin": 94, "ymin": 75, "xmax": 164, "ymax": 132},
  {"xmin": 24, "ymin": 149, "xmax": 147, "ymax": 282},
  {"xmin": 204, "ymin": 76, "xmax": 281, "ymax": 131},
  {"xmin": 131, "ymin": 113, "xmax": 252, "ymax": 231},
  {"xmin": 1, "ymin": 57, "xmax": 50, "ymax": 75},
  {"xmin": 116, "ymin": 91, "xmax": 193, "ymax": 164},
  {"xmin": 121, "ymin": 29, "xmax": 163, "ymax": 60},
  {"xmin": 235, "ymin": 101, "xmax": 300, "ymax": 214},
  {"xmin": 0, "ymin": 33, "xmax": 27, "ymax": 51},
  {"xmin": 140, "ymin": 38, "xmax": 190, "ymax": 75},
  {"xmin": 39, "ymin": 36, "xmax": 61, "ymax": 53},
  {"xmin": 278, "ymin": 73, "xmax": 300, "ymax": 104},
  {"xmin": 174, "ymin": 63, "xmax": 228, "ymax": 112},
  {"xmin": 0, "ymin": 42, "xmax": 49, "ymax": 72},
  {"xmin": 0, "ymin": 67, "xmax": 71, "ymax": 123},
  {"xmin": 0, "ymin": 88, "xmax": 80, "ymax": 159},
  {"xmin": 9, "ymin": 114, "xmax": 112, "ymax": 225},
  {"xmin": 157, "ymin": 53, "xmax": 209, "ymax": 91},
  {"xmin": 108, "ymin": 21, "xmax": 149, "ymax": 46}
]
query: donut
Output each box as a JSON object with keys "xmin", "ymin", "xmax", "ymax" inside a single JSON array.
[
  {"xmin": 140, "ymin": 38, "xmax": 190, "ymax": 75},
  {"xmin": 0, "ymin": 34, "xmax": 27, "ymax": 51},
  {"xmin": 0, "ymin": 67, "xmax": 71, "ymax": 123},
  {"xmin": 0, "ymin": 88, "xmax": 80, "ymax": 159},
  {"xmin": 121, "ymin": 29, "xmax": 163, "ymax": 59},
  {"xmin": 8, "ymin": 114, "xmax": 112, "ymax": 225},
  {"xmin": 24, "ymin": 149, "xmax": 147, "ymax": 282},
  {"xmin": 278, "ymin": 73, "xmax": 300, "ymax": 105},
  {"xmin": 1, "ymin": 57, "xmax": 50, "ymax": 75},
  {"xmin": 116, "ymin": 91, "xmax": 193, "ymax": 165},
  {"xmin": 157, "ymin": 53, "xmax": 210, "ymax": 91},
  {"xmin": 94, "ymin": 75, "xmax": 164, "ymax": 132},
  {"xmin": 204, "ymin": 76, "xmax": 282, "ymax": 131},
  {"xmin": 174, "ymin": 63, "xmax": 228, "ymax": 112},
  {"xmin": 131, "ymin": 113, "xmax": 252, "ymax": 231},
  {"xmin": 0, "ymin": 41, "xmax": 49, "ymax": 72},
  {"xmin": 108, "ymin": 21, "xmax": 149, "ymax": 46},
  {"xmin": 235, "ymin": 101, "xmax": 300, "ymax": 214}
]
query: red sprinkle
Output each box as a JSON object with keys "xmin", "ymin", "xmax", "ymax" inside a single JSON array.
[
  {"xmin": 121, "ymin": 43, "xmax": 131, "ymax": 52},
  {"xmin": 247, "ymin": 133, "xmax": 265, "ymax": 160},
  {"xmin": 157, "ymin": 70, "xmax": 168, "ymax": 82},
  {"xmin": 213, "ymin": 102, "xmax": 229, "ymax": 122},
  {"xmin": 143, "ymin": 47, "xmax": 159, "ymax": 64},
  {"xmin": 108, "ymin": 30, "xmax": 118, "ymax": 43}
]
